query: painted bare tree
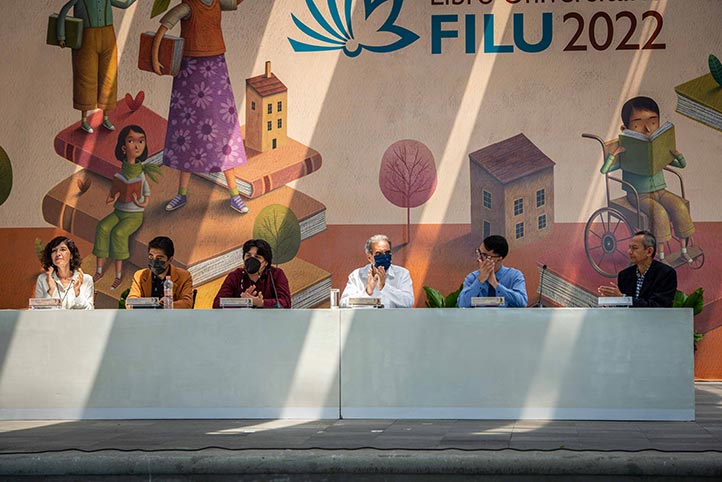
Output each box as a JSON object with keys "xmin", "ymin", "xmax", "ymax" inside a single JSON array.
[{"xmin": 379, "ymin": 140, "xmax": 437, "ymax": 243}]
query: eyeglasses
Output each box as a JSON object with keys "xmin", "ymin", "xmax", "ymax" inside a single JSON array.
[{"xmin": 475, "ymin": 248, "xmax": 502, "ymax": 261}]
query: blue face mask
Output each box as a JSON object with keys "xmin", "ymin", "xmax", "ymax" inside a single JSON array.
[{"xmin": 374, "ymin": 253, "xmax": 392, "ymax": 271}]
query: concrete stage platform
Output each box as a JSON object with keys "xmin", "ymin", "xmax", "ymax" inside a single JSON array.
[{"xmin": 0, "ymin": 383, "xmax": 720, "ymax": 479}]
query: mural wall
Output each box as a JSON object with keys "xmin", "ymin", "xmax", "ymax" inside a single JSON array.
[{"xmin": 1, "ymin": 1, "xmax": 722, "ymax": 374}]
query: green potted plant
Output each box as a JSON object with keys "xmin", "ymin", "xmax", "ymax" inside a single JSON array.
[
  {"xmin": 673, "ymin": 287, "xmax": 704, "ymax": 350},
  {"xmin": 423, "ymin": 284, "xmax": 462, "ymax": 308}
]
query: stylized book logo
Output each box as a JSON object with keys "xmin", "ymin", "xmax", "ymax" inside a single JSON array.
[{"xmin": 288, "ymin": 0, "xmax": 419, "ymax": 57}]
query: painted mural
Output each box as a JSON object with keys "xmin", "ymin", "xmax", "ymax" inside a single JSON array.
[{"xmin": 2, "ymin": 1, "xmax": 722, "ymax": 376}]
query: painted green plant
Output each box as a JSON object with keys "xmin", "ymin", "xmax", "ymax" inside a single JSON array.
[
  {"xmin": 253, "ymin": 204, "xmax": 301, "ymax": 265},
  {"xmin": 0, "ymin": 145, "xmax": 12, "ymax": 207},
  {"xmin": 709, "ymin": 54, "xmax": 722, "ymax": 86}
]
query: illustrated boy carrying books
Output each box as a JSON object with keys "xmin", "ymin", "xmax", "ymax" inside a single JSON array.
[{"xmin": 600, "ymin": 96, "xmax": 695, "ymax": 262}]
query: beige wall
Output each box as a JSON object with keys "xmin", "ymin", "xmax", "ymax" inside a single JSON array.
[{"xmin": 1, "ymin": 1, "xmax": 721, "ymax": 227}]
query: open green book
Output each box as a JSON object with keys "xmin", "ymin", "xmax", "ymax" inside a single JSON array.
[{"xmin": 618, "ymin": 121, "xmax": 676, "ymax": 176}]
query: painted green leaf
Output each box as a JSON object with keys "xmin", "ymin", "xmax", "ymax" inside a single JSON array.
[
  {"xmin": 709, "ymin": 54, "xmax": 722, "ymax": 87},
  {"xmin": 0, "ymin": 145, "xmax": 12, "ymax": 206},
  {"xmin": 151, "ymin": 0, "xmax": 171, "ymax": 18},
  {"xmin": 252, "ymin": 204, "xmax": 301, "ymax": 265}
]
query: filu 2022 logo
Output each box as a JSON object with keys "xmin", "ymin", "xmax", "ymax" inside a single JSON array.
[{"xmin": 288, "ymin": 0, "xmax": 420, "ymax": 57}]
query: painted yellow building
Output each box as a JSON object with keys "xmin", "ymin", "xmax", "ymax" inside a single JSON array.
[{"xmin": 245, "ymin": 61, "xmax": 288, "ymax": 152}]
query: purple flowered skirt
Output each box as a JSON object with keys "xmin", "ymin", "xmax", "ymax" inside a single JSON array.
[{"xmin": 163, "ymin": 54, "xmax": 247, "ymax": 173}]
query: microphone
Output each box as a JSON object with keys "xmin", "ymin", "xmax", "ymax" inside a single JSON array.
[
  {"xmin": 536, "ymin": 264, "xmax": 547, "ymax": 308},
  {"xmin": 268, "ymin": 265, "xmax": 282, "ymax": 309}
]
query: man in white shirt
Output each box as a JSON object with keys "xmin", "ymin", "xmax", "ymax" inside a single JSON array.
[{"xmin": 340, "ymin": 234, "xmax": 414, "ymax": 308}]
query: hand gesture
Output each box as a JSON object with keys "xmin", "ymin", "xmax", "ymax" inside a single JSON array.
[
  {"xmin": 376, "ymin": 266, "xmax": 387, "ymax": 291},
  {"xmin": 241, "ymin": 286, "xmax": 264, "ymax": 307},
  {"xmin": 488, "ymin": 268, "xmax": 498, "ymax": 289},
  {"xmin": 59, "ymin": 40, "xmax": 66, "ymax": 48},
  {"xmin": 670, "ymin": 149, "xmax": 682, "ymax": 158},
  {"xmin": 611, "ymin": 145, "xmax": 626, "ymax": 157},
  {"xmin": 477, "ymin": 258, "xmax": 494, "ymax": 283},
  {"xmin": 45, "ymin": 266, "xmax": 57, "ymax": 296},
  {"xmin": 365, "ymin": 267, "xmax": 378, "ymax": 296},
  {"xmin": 597, "ymin": 282, "xmax": 622, "ymax": 297},
  {"xmin": 106, "ymin": 192, "xmax": 119, "ymax": 204},
  {"xmin": 74, "ymin": 268, "xmax": 84, "ymax": 297}
]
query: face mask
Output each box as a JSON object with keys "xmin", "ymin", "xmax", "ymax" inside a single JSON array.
[
  {"xmin": 244, "ymin": 257, "xmax": 262, "ymax": 275},
  {"xmin": 374, "ymin": 253, "xmax": 392, "ymax": 271},
  {"xmin": 148, "ymin": 260, "xmax": 167, "ymax": 276}
]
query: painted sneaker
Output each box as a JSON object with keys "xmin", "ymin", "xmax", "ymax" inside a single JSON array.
[
  {"xmin": 80, "ymin": 120, "xmax": 94, "ymax": 134},
  {"xmin": 92, "ymin": 271, "xmax": 104, "ymax": 283},
  {"xmin": 230, "ymin": 195, "xmax": 249, "ymax": 214},
  {"xmin": 165, "ymin": 194, "xmax": 187, "ymax": 211},
  {"xmin": 102, "ymin": 119, "xmax": 116, "ymax": 131}
]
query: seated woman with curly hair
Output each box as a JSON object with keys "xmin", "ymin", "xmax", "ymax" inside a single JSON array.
[{"xmin": 35, "ymin": 236, "xmax": 94, "ymax": 309}]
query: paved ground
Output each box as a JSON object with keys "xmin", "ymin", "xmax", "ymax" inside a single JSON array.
[{"xmin": 0, "ymin": 382, "xmax": 720, "ymax": 479}]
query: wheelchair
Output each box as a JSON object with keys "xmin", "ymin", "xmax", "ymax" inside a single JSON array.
[{"xmin": 581, "ymin": 133, "xmax": 704, "ymax": 278}]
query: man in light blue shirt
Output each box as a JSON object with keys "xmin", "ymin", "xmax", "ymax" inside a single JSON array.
[{"xmin": 457, "ymin": 235, "xmax": 528, "ymax": 308}]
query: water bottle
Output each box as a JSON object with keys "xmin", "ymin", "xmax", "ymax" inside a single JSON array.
[{"xmin": 163, "ymin": 276, "xmax": 174, "ymax": 309}]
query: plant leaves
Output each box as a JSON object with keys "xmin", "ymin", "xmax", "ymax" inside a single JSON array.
[
  {"xmin": 709, "ymin": 54, "xmax": 722, "ymax": 87},
  {"xmin": 686, "ymin": 287, "xmax": 704, "ymax": 316},
  {"xmin": 444, "ymin": 284, "xmax": 463, "ymax": 308},
  {"xmin": 151, "ymin": 0, "xmax": 171, "ymax": 19},
  {"xmin": 252, "ymin": 204, "xmax": 301, "ymax": 265},
  {"xmin": 672, "ymin": 290, "xmax": 687, "ymax": 308},
  {"xmin": 34, "ymin": 238, "xmax": 45, "ymax": 264},
  {"xmin": 118, "ymin": 287, "xmax": 131, "ymax": 309},
  {"xmin": 423, "ymin": 286, "xmax": 444, "ymax": 308}
]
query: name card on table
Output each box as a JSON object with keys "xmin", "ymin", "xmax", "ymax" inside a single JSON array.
[
  {"xmin": 219, "ymin": 297, "xmax": 254, "ymax": 308},
  {"xmin": 126, "ymin": 297, "xmax": 160, "ymax": 309},
  {"xmin": 598, "ymin": 296, "xmax": 633, "ymax": 307},
  {"xmin": 28, "ymin": 298, "xmax": 62, "ymax": 310},
  {"xmin": 347, "ymin": 297, "xmax": 383, "ymax": 308},
  {"xmin": 471, "ymin": 297, "xmax": 505, "ymax": 307}
]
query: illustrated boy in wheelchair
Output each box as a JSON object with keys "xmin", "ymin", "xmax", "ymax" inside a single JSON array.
[{"xmin": 583, "ymin": 96, "xmax": 702, "ymax": 277}]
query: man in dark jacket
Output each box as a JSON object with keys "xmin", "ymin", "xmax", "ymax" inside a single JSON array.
[{"xmin": 598, "ymin": 230, "xmax": 677, "ymax": 307}]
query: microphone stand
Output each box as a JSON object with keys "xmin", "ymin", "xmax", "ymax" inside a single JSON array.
[
  {"xmin": 268, "ymin": 265, "xmax": 282, "ymax": 308},
  {"xmin": 536, "ymin": 264, "xmax": 547, "ymax": 308}
]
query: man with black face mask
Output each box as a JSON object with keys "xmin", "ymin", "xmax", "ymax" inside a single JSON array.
[
  {"xmin": 340, "ymin": 234, "xmax": 414, "ymax": 308},
  {"xmin": 126, "ymin": 236, "xmax": 194, "ymax": 308},
  {"xmin": 212, "ymin": 239, "xmax": 292, "ymax": 309}
]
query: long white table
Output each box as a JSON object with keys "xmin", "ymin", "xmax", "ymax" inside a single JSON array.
[{"xmin": 0, "ymin": 308, "xmax": 693, "ymax": 421}]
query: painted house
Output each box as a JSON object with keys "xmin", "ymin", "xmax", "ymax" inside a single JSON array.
[
  {"xmin": 469, "ymin": 133, "xmax": 555, "ymax": 249},
  {"xmin": 245, "ymin": 61, "xmax": 288, "ymax": 152}
]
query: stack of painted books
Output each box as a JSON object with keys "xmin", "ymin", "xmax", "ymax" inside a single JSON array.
[{"xmin": 45, "ymin": 98, "xmax": 330, "ymax": 308}]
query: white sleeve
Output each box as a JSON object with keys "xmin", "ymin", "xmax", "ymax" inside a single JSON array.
[
  {"xmin": 340, "ymin": 269, "xmax": 366, "ymax": 307},
  {"xmin": 35, "ymin": 274, "xmax": 47, "ymax": 298},
  {"xmin": 71, "ymin": 274, "xmax": 95, "ymax": 310},
  {"xmin": 377, "ymin": 268, "xmax": 414, "ymax": 308}
]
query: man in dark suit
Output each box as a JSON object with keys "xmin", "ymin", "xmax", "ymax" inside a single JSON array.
[{"xmin": 598, "ymin": 230, "xmax": 677, "ymax": 307}]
